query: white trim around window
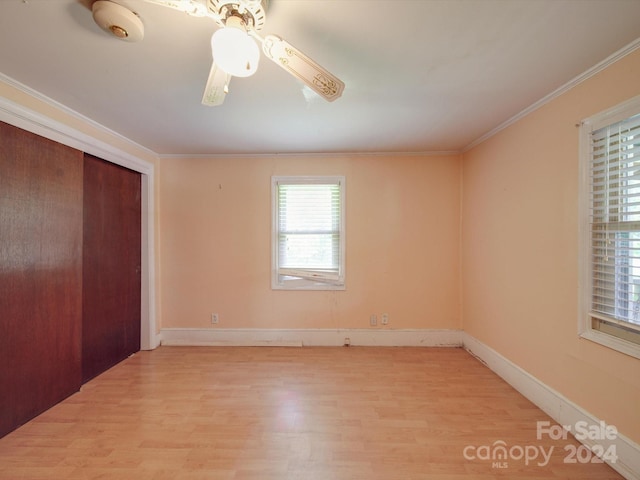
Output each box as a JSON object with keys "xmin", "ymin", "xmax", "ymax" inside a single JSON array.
[
  {"xmin": 578, "ymin": 94, "xmax": 640, "ymax": 359},
  {"xmin": 271, "ymin": 176, "xmax": 345, "ymax": 290}
]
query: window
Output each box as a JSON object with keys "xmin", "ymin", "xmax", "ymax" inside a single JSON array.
[
  {"xmin": 580, "ymin": 95, "xmax": 640, "ymax": 359},
  {"xmin": 272, "ymin": 176, "xmax": 345, "ymax": 290}
]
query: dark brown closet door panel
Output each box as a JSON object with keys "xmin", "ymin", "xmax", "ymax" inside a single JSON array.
[
  {"xmin": 0, "ymin": 121, "xmax": 83, "ymax": 438},
  {"xmin": 82, "ymin": 154, "xmax": 141, "ymax": 383}
]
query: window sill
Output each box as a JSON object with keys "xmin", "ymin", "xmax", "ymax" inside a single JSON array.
[
  {"xmin": 272, "ymin": 283, "xmax": 346, "ymax": 291},
  {"xmin": 579, "ymin": 329, "xmax": 640, "ymax": 360}
]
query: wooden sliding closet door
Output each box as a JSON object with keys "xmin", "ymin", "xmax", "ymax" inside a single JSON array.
[
  {"xmin": 0, "ymin": 121, "xmax": 83, "ymax": 438},
  {"xmin": 82, "ymin": 154, "xmax": 141, "ymax": 383}
]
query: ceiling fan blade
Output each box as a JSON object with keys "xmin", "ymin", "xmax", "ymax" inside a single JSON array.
[
  {"xmin": 202, "ymin": 62, "xmax": 229, "ymax": 106},
  {"xmin": 261, "ymin": 34, "xmax": 344, "ymax": 102},
  {"xmin": 141, "ymin": 0, "xmax": 208, "ymax": 17}
]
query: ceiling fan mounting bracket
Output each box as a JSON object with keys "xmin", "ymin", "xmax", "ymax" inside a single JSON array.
[
  {"xmin": 207, "ymin": 0, "xmax": 268, "ymax": 31},
  {"xmin": 92, "ymin": 1, "xmax": 144, "ymax": 41}
]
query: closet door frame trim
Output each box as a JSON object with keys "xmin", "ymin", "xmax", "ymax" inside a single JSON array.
[{"xmin": 0, "ymin": 94, "xmax": 158, "ymax": 351}]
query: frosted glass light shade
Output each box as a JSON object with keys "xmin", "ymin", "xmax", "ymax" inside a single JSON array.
[{"xmin": 211, "ymin": 27, "xmax": 260, "ymax": 77}]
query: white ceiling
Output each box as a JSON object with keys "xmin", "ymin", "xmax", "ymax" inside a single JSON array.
[{"xmin": 1, "ymin": 0, "xmax": 640, "ymax": 156}]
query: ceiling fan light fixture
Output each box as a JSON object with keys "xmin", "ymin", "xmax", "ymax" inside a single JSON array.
[{"xmin": 211, "ymin": 16, "xmax": 260, "ymax": 78}]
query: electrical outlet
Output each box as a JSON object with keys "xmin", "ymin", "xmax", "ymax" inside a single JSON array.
[
  {"xmin": 211, "ymin": 313, "xmax": 219, "ymax": 324},
  {"xmin": 370, "ymin": 314, "xmax": 377, "ymax": 326},
  {"xmin": 381, "ymin": 313, "xmax": 389, "ymax": 325}
]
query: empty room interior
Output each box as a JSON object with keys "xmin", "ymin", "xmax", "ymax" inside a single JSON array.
[{"xmin": 1, "ymin": 0, "xmax": 639, "ymax": 479}]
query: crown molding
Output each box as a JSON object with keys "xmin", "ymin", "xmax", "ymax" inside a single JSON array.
[{"xmin": 463, "ymin": 37, "xmax": 640, "ymax": 153}]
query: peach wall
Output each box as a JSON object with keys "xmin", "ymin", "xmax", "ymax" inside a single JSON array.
[
  {"xmin": 462, "ymin": 49, "xmax": 640, "ymax": 442},
  {"xmin": 158, "ymin": 154, "xmax": 461, "ymax": 331}
]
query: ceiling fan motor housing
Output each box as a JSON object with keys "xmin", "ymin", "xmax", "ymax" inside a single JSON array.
[{"xmin": 208, "ymin": 0, "xmax": 269, "ymax": 30}]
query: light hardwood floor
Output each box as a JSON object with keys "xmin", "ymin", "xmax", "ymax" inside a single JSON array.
[{"xmin": 0, "ymin": 347, "xmax": 623, "ymax": 479}]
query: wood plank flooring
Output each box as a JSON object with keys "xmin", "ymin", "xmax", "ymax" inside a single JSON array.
[{"xmin": 0, "ymin": 347, "xmax": 623, "ymax": 479}]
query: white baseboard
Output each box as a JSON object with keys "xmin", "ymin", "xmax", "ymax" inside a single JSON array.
[
  {"xmin": 462, "ymin": 333, "xmax": 640, "ymax": 480},
  {"xmin": 160, "ymin": 328, "xmax": 463, "ymax": 347}
]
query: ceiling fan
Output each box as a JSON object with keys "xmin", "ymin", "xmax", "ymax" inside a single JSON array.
[{"xmin": 91, "ymin": 0, "xmax": 345, "ymax": 106}]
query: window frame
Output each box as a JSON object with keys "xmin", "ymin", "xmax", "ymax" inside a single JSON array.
[
  {"xmin": 578, "ymin": 94, "xmax": 640, "ymax": 359},
  {"xmin": 271, "ymin": 175, "xmax": 346, "ymax": 291}
]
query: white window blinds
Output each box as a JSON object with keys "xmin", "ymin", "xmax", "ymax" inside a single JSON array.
[
  {"xmin": 272, "ymin": 176, "xmax": 345, "ymax": 289},
  {"xmin": 589, "ymin": 112, "xmax": 640, "ymax": 333}
]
